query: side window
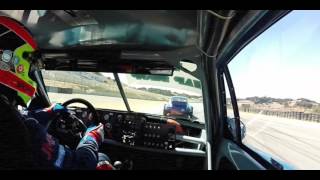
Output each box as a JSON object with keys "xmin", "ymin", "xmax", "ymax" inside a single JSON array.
[
  {"xmin": 228, "ymin": 10, "xmax": 320, "ymax": 170},
  {"xmin": 223, "ymin": 73, "xmax": 245, "ymax": 141}
]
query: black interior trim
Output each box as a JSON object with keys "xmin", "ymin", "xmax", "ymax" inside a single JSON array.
[
  {"xmin": 103, "ymin": 139, "xmax": 206, "ymax": 158},
  {"xmin": 223, "ymin": 66, "xmax": 241, "ymax": 143},
  {"xmin": 113, "ymin": 72, "xmax": 131, "ymax": 112}
]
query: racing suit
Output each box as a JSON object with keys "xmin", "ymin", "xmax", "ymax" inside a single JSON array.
[{"xmin": 21, "ymin": 103, "xmax": 111, "ymax": 169}]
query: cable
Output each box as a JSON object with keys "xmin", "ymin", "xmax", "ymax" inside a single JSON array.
[
  {"xmin": 195, "ymin": 43, "xmax": 217, "ymax": 58},
  {"xmin": 196, "ymin": 10, "xmax": 235, "ymax": 57},
  {"xmin": 207, "ymin": 10, "xmax": 235, "ymax": 20}
]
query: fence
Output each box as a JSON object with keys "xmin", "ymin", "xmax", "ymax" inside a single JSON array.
[{"xmin": 239, "ymin": 107, "xmax": 320, "ymax": 123}]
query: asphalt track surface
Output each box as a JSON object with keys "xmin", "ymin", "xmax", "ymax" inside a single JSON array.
[
  {"xmin": 48, "ymin": 93, "xmax": 205, "ymax": 122},
  {"xmin": 49, "ymin": 93, "xmax": 319, "ymax": 169},
  {"xmin": 240, "ymin": 111, "xmax": 320, "ymax": 170}
]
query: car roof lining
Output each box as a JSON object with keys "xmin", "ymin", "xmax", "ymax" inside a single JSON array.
[
  {"xmin": 0, "ymin": 10, "xmax": 198, "ymax": 51},
  {"xmin": 0, "ymin": 10, "xmax": 290, "ymax": 81}
]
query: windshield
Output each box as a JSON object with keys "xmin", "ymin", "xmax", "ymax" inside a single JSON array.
[
  {"xmin": 171, "ymin": 96, "xmax": 188, "ymax": 103},
  {"xmin": 41, "ymin": 71, "xmax": 127, "ymax": 110},
  {"xmin": 41, "ymin": 69, "xmax": 204, "ymax": 123}
]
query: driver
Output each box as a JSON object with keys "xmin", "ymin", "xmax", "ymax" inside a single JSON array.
[{"xmin": 0, "ymin": 16, "xmax": 113, "ymax": 170}]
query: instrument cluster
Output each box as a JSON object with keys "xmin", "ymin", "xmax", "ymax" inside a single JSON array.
[{"xmin": 101, "ymin": 111, "xmax": 176, "ymax": 150}]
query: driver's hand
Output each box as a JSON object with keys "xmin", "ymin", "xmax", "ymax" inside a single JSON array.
[
  {"xmin": 37, "ymin": 103, "xmax": 68, "ymax": 116},
  {"xmin": 29, "ymin": 103, "xmax": 69, "ymax": 126},
  {"xmin": 48, "ymin": 103, "xmax": 69, "ymax": 114},
  {"xmin": 167, "ymin": 119, "xmax": 185, "ymax": 134},
  {"xmin": 80, "ymin": 123, "xmax": 105, "ymax": 146}
]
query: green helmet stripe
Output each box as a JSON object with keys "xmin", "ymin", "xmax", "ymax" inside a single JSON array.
[{"xmin": 13, "ymin": 43, "xmax": 37, "ymax": 106}]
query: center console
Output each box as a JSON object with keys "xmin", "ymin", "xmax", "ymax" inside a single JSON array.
[{"xmin": 102, "ymin": 112, "xmax": 176, "ymax": 150}]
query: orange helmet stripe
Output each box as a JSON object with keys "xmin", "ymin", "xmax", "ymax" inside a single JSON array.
[{"xmin": 0, "ymin": 69, "xmax": 36, "ymax": 97}]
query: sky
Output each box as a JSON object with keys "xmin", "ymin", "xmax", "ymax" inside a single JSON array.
[{"xmin": 228, "ymin": 10, "xmax": 320, "ymax": 103}]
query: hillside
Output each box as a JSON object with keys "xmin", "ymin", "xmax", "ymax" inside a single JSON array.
[
  {"xmin": 232, "ymin": 96, "xmax": 320, "ymax": 113},
  {"xmin": 243, "ymin": 96, "xmax": 318, "ymax": 107},
  {"xmin": 41, "ymin": 71, "xmax": 201, "ymax": 102}
]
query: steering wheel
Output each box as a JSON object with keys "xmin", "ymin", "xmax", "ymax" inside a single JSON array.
[
  {"xmin": 47, "ymin": 98, "xmax": 99, "ymax": 149},
  {"xmin": 62, "ymin": 98, "xmax": 100, "ymax": 126}
]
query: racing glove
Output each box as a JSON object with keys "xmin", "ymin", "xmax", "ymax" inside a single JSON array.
[
  {"xmin": 78, "ymin": 123, "xmax": 105, "ymax": 147},
  {"xmin": 27, "ymin": 103, "xmax": 69, "ymax": 126},
  {"xmin": 167, "ymin": 119, "xmax": 185, "ymax": 134},
  {"xmin": 75, "ymin": 123, "xmax": 105, "ymax": 169},
  {"xmin": 45, "ymin": 103, "xmax": 69, "ymax": 114}
]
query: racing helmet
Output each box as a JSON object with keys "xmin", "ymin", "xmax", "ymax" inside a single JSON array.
[{"xmin": 0, "ymin": 16, "xmax": 38, "ymax": 107}]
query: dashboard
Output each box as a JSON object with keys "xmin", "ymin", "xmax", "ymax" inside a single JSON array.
[
  {"xmin": 72, "ymin": 108, "xmax": 206, "ymax": 153},
  {"xmin": 102, "ymin": 111, "xmax": 176, "ymax": 150},
  {"xmin": 66, "ymin": 107, "xmax": 207, "ymax": 169}
]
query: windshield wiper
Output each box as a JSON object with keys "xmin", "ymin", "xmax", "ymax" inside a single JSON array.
[{"xmin": 113, "ymin": 72, "xmax": 131, "ymax": 112}]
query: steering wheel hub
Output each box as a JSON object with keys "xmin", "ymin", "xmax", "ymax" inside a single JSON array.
[{"xmin": 48, "ymin": 98, "xmax": 99, "ymax": 149}]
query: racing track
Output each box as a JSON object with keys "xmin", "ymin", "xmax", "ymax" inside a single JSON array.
[
  {"xmin": 240, "ymin": 111, "xmax": 320, "ymax": 170},
  {"xmin": 48, "ymin": 92, "xmax": 204, "ymax": 121},
  {"xmin": 48, "ymin": 93, "xmax": 320, "ymax": 169}
]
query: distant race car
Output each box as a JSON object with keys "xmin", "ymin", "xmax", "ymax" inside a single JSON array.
[{"xmin": 163, "ymin": 96, "xmax": 193, "ymax": 118}]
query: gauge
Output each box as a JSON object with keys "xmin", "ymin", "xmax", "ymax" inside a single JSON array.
[
  {"xmin": 105, "ymin": 122, "xmax": 112, "ymax": 130},
  {"xmin": 140, "ymin": 117, "xmax": 147, "ymax": 122},
  {"xmin": 82, "ymin": 111, "xmax": 88, "ymax": 119},
  {"xmin": 117, "ymin": 114, "xmax": 123, "ymax": 122},
  {"xmin": 104, "ymin": 114, "xmax": 110, "ymax": 121}
]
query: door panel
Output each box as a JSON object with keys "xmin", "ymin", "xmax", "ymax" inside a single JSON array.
[{"xmin": 215, "ymin": 138, "xmax": 265, "ymax": 170}]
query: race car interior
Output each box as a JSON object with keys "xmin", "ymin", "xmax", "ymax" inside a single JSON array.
[
  {"xmin": 47, "ymin": 97, "xmax": 206, "ymax": 170},
  {"xmin": 35, "ymin": 44, "xmax": 207, "ymax": 169},
  {"xmin": 0, "ymin": 10, "xmax": 293, "ymax": 170}
]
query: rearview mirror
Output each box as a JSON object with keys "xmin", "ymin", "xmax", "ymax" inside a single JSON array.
[{"xmin": 42, "ymin": 57, "xmax": 174, "ymax": 76}]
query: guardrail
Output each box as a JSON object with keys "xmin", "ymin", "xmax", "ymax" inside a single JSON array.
[
  {"xmin": 46, "ymin": 86, "xmax": 73, "ymax": 94},
  {"xmin": 239, "ymin": 107, "xmax": 320, "ymax": 123}
]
